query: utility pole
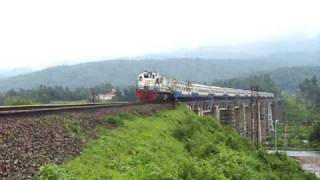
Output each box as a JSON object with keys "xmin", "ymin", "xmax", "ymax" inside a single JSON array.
[
  {"xmin": 283, "ymin": 113, "xmax": 288, "ymax": 150},
  {"xmin": 255, "ymin": 85, "xmax": 260, "ymax": 147},
  {"xmin": 250, "ymin": 86, "xmax": 255, "ymax": 143},
  {"xmin": 91, "ymin": 88, "xmax": 95, "ymax": 103},
  {"xmin": 274, "ymin": 119, "xmax": 279, "ymax": 151}
]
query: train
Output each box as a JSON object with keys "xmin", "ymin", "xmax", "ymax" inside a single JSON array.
[{"xmin": 135, "ymin": 71, "xmax": 274, "ymax": 102}]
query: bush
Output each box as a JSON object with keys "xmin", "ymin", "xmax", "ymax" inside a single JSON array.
[
  {"xmin": 309, "ymin": 122, "xmax": 320, "ymax": 143},
  {"xmin": 105, "ymin": 116, "xmax": 124, "ymax": 127},
  {"xmin": 38, "ymin": 164, "xmax": 75, "ymax": 180},
  {"xmin": 64, "ymin": 118, "xmax": 81, "ymax": 136},
  {"xmin": 173, "ymin": 117, "xmax": 202, "ymax": 141}
]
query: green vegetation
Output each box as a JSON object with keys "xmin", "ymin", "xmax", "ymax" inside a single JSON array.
[
  {"xmin": 0, "ymin": 83, "xmax": 137, "ymax": 105},
  {"xmin": 310, "ymin": 123, "xmax": 320, "ymax": 144},
  {"xmin": 3, "ymin": 96, "xmax": 39, "ymax": 106},
  {"xmin": 297, "ymin": 76, "xmax": 320, "ymax": 147},
  {"xmin": 271, "ymin": 67, "xmax": 320, "ymax": 94},
  {"xmin": 281, "ymin": 96, "xmax": 312, "ymax": 123},
  {"xmin": 269, "ymin": 96, "xmax": 315, "ymax": 150},
  {"xmin": 64, "ymin": 118, "xmax": 81, "ymax": 137},
  {"xmin": 213, "ymin": 73, "xmax": 280, "ymax": 95},
  {"xmin": 38, "ymin": 106, "xmax": 315, "ymax": 179}
]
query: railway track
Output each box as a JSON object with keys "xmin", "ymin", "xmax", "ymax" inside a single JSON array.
[{"xmin": 0, "ymin": 102, "xmax": 141, "ymax": 115}]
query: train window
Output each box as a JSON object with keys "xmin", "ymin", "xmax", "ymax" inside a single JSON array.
[{"xmin": 139, "ymin": 76, "xmax": 143, "ymax": 81}]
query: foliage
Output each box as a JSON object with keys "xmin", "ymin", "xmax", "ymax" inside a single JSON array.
[
  {"xmin": 298, "ymin": 75, "xmax": 320, "ymax": 109},
  {"xmin": 281, "ymin": 95, "xmax": 312, "ymax": 123},
  {"xmin": 309, "ymin": 122, "xmax": 320, "ymax": 144},
  {"xmin": 268, "ymin": 95, "xmax": 320, "ymax": 150},
  {"xmin": 213, "ymin": 73, "xmax": 281, "ymax": 95},
  {"xmin": 3, "ymin": 96, "xmax": 38, "ymax": 106},
  {"xmin": 38, "ymin": 106, "xmax": 316, "ymax": 179},
  {"xmin": 105, "ymin": 115, "xmax": 124, "ymax": 127},
  {"xmin": 64, "ymin": 118, "xmax": 81, "ymax": 136},
  {"xmin": 38, "ymin": 164, "xmax": 75, "ymax": 180},
  {"xmin": 271, "ymin": 66, "xmax": 320, "ymax": 94},
  {"xmin": 0, "ymin": 83, "xmax": 138, "ymax": 105}
]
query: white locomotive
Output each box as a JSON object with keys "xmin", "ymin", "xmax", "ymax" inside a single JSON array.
[{"xmin": 136, "ymin": 71, "xmax": 274, "ymax": 102}]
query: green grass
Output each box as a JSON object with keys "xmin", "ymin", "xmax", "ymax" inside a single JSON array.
[{"xmin": 38, "ymin": 106, "xmax": 316, "ymax": 180}]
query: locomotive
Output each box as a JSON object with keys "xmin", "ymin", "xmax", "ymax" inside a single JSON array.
[{"xmin": 135, "ymin": 71, "xmax": 274, "ymax": 102}]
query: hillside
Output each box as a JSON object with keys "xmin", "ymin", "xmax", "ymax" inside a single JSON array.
[
  {"xmin": 1, "ymin": 57, "xmax": 320, "ymax": 92},
  {"xmin": 213, "ymin": 66, "xmax": 320, "ymax": 94},
  {"xmin": 38, "ymin": 106, "xmax": 316, "ymax": 179},
  {"xmin": 270, "ymin": 67, "xmax": 320, "ymax": 94}
]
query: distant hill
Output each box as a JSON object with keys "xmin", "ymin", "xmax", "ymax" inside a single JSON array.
[
  {"xmin": 1, "ymin": 36, "xmax": 320, "ymax": 92},
  {"xmin": 213, "ymin": 66, "xmax": 320, "ymax": 94},
  {"xmin": 270, "ymin": 66, "xmax": 320, "ymax": 94},
  {"xmin": 1, "ymin": 57, "xmax": 320, "ymax": 92},
  {"xmin": 0, "ymin": 68, "xmax": 34, "ymax": 79}
]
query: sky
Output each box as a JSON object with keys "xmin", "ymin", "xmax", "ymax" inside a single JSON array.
[{"xmin": 0, "ymin": 0, "xmax": 320, "ymax": 70}]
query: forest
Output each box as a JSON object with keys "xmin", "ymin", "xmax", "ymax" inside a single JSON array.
[{"xmin": 0, "ymin": 83, "xmax": 137, "ymax": 106}]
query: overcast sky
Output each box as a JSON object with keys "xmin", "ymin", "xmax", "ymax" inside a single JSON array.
[{"xmin": 0, "ymin": 0, "xmax": 320, "ymax": 69}]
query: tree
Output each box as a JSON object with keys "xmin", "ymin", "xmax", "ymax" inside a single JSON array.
[
  {"xmin": 309, "ymin": 123, "xmax": 320, "ymax": 143},
  {"xmin": 212, "ymin": 74, "xmax": 280, "ymax": 95},
  {"xmin": 298, "ymin": 76, "xmax": 320, "ymax": 108}
]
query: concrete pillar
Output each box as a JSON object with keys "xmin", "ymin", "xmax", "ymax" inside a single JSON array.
[
  {"xmin": 249, "ymin": 102, "xmax": 256, "ymax": 143},
  {"xmin": 241, "ymin": 103, "xmax": 247, "ymax": 137},
  {"xmin": 198, "ymin": 107, "xmax": 203, "ymax": 116},
  {"xmin": 260, "ymin": 102, "xmax": 267, "ymax": 141},
  {"xmin": 219, "ymin": 107, "xmax": 235, "ymax": 126},
  {"xmin": 211, "ymin": 105, "xmax": 220, "ymax": 121},
  {"xmin": 257, "ymin": 102, "xmax": 262, "ymax": 143},
  {"xmin": 234, "ymin": 107, "xmax": 241, "ymax": 134},
  {"xmin": 243, "ymin": 104, "xmax": 251, "ymax": 138},
  {"xmin": 267, "ymin": 102, "xmax": 274, "ymax": 132}
]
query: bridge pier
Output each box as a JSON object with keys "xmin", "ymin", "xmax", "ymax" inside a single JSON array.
[
  {"xmin": 212, "ymin": 105, "xmax": 220, "ymax": 121},
  {"xmin": 186, "ymin": 98, "xmax": 278, "ymax": 144},
  {"xmin": 244, "ymin": 104, "xmax": 251, "ymax": 138}
]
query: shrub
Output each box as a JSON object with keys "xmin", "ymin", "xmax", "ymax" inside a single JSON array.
[
  {"xmin": 105, "ymin": 116, "xmax": 124, "ymax": 127},
  {"xmin": 64, "ymin": 118, "xmax": 81, "ymax": 136},
  {"xmin": 173, "ymin": 117, "xmax": 202, "ymax": 141},
  {"xmin": 37, "ymin": 164, "xmax": 75, "ymax": 180},
  {"xmin": 309, "ymin": 122, "xmax": 320, "ymax": 143}
]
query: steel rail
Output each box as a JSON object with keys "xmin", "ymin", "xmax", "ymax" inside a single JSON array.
[
  {"xmin": 0, "ymin": 102, "xmax": 142, "ymax": 116},
  {"xmin": 0, "ymin": 102, "xmax": 130, "ymax": 112}
]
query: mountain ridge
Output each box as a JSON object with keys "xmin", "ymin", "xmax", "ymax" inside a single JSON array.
[{"xmin": 1, "ymin": 57, "xmax": 320, "ymax": 92}]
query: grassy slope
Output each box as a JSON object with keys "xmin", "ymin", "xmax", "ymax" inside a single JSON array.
[{"xmin": 38, "ymin": 106, "xmax": 316, "ymax": 179}]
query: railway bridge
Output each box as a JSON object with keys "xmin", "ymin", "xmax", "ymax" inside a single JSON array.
[{"xmin": 185, "ymin": 97, "xmax": 278, "ymax": 143}]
